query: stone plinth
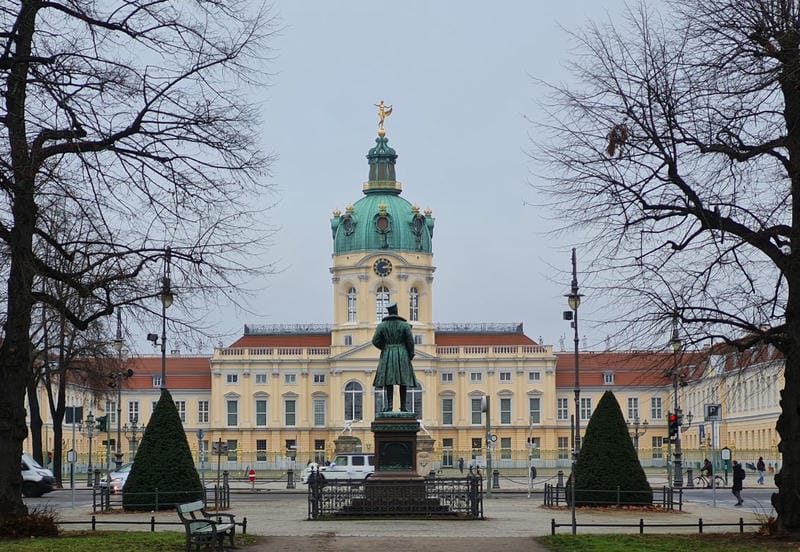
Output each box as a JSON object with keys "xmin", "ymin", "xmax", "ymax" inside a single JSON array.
[
  {"xmin": 371, "ymin": 411, "xmax": 420, "ymax": 476},
  {"xmin": 334, "ymin": 435, "xmax": 360, "ymax": 455},
  {"xmin": 416, "ymin": 434, "xmax": 435, "ymax": 476}
]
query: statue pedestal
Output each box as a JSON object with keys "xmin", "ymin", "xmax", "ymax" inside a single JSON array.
[
  {"xmin": 367, "ymin": 411, "xmax": 425, "ymax": 503},
  {"xmin": 333, "ymin": 435, "xmax": 360, "ymax": 455}
]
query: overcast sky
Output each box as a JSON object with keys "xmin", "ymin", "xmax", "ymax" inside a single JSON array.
[{"xmin": 168, "ymin": 1, "xmax": 631, "ymax": 354}]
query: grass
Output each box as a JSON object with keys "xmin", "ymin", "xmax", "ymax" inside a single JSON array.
[
  {"xmin": 538, "ymin": 533, "xmax": 800, "ymax": 551},
  {"xmin": 0, "ymin": 531, "xmax": 257, "ymax": 552}
]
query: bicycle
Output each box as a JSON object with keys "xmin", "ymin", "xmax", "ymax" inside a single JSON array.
[{"xmin": 693, "ymin": 473, "xmax": 725, "ymax": 488}]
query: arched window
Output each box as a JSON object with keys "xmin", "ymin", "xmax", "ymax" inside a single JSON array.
[
  {"xmin": 376, "ymin": 286, "xmax": 390, "ymax": 320},
  {"xmin": 344, "ymin": 381, "xmax": 363, "ymax": 421},
  {"xmin": 407, "ymin": 383, "xmax": 423, "ymax": 419},
  {"xmin": 409, "ymin": 287, "xmax": 419, "ymax": 321},
  {"xmin": 374, "ymin": 388, "xmax": 387, "ymax": 417},
  {"xmin": 347, "ymin": 287, "xmax": 357, "ymax": 322}
]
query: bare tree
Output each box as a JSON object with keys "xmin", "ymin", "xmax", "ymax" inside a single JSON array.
[
  {"xmin": 0, "ymin": 1, "xmax": 277, "ymax": 517},
  {"xmin": 535, "ymin": 0, "xmax": 800, "ymax": 533}
]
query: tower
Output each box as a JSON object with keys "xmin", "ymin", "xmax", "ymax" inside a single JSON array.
[{"xmin": 329, "ymin": 108, "xmax": 435, "ymax": 356}]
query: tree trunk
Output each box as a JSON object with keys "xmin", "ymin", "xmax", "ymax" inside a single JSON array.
[{"xmin": 26, "ymin": 383, "xmax": 43, "ymax": 465}]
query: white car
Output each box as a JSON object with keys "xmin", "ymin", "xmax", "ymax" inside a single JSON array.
[
  {"xmin": 99, "ymin": 462, "xmax": 132, "ymax": 493},
  {"xmin": 21, "ymin": 453, "xmax": 55, "ymax": 498},
  {"xmin": 302, "ymin": 453, "xmax": 375, "ymax": 483}
]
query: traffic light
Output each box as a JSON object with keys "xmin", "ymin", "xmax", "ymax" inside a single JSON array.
[
  {"xmin": 96, "ymin": 415, "xmax": 108, "ymax": 432},
  {"xmin": 667, "ymin": 412, "xmax": 678, "ymax": 440}
]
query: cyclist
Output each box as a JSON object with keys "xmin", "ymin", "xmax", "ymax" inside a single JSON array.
[{"xmin": 702, "ymin": 458, "xmax": 713, "ymax": 478}]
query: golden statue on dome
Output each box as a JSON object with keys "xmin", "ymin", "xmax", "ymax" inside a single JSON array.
[{"xmin": 375, "ymin": 100, "xmax": 393, "ymax": 136}]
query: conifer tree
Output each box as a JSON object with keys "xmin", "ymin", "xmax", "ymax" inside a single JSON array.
[
  {"xmin": 122, "ymin": 388, "xmax": 203, "ymax": 510},
  {"xmin": 573, "ymin": 390, "xmax": 652, "ymax": 506}
]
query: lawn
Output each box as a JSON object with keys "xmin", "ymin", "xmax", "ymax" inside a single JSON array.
[
  {"xmin": 539, "ymin": 533, "xmax": 800, "ymax": 551},
  {"xmin": 0, "ymin": 531, "xmax": 256, "ymax": 552}
]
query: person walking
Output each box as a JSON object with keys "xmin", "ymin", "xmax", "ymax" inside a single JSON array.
[
  {"xmin": 757, "ymin": 456, "xmax": 766, "ymax": 485},
  {"xmin": 458, "ymin": 457, "xmax": 464, "ymax": 474},
  {"xmin": 732, "ymin": 459, "xmax": 746, "ymax": 506}
]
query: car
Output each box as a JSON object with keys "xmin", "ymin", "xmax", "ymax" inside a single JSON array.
[
  {"xmin": 301, "ymin": 453, "xmax": 374, "ymax": 483},
  {"xmin": 21, "ymin": 453, "xmax": 55, "ymax": 498},
  {"xmin": 99, "ymin": 462, "xmax": 132, "ymax": 493}
]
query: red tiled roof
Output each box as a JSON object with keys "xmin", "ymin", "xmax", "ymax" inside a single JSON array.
[
  {"xmin": 229, "ymin": 334, "xmax": 332, "ymax": 348},
  {"xmin": 125, "ymin": 356, "xmax": 211, "ymax": 391},
  {"xmin": 435, "ymin": 333, "xmax": 537, "ymax": 346},
  {"xmin": 555, "ymin": 352, "xmax": 675, "ymax": 388}
]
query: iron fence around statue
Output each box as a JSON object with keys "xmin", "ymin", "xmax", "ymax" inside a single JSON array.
[{"xmin": 307, "ymin": 474, "xmax": 483, "ymax": 519}]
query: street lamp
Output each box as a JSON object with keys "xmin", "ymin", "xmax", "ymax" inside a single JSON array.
[
  {"xmin": 669, "ymin": 310, "xmax": 684, "ymax": 488},
  {"xmin": 111, "ymin": 310, "xmax": 133, "ymax": 470},
  {"xmin": 84, "ymin": 412, "xmax": 95, "ymax": 486},
  {"xmin": 627, "ymin": 417, "xmax": 649, "ymax": 450},
  {"xmin": 562, "ymin": 247, "xmax": 582, "ymax": 536},
  {"xmin": 160, "ymin": 247, "xmax": 173, "ymax": 389},
  {"xmin": 123, "ymin": 416, "xmax": 144, "ymax": 460}
]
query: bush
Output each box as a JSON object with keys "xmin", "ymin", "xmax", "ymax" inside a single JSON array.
[
  {"xmin": 122, "ymin": 388, "xmax": 203, "ymax": 510},
  {"xmin": 0, "ymin": 507, "xmax": 58, "ymax": 539},
  {"xmin": 572, "ymin": 390, "xmax": 653, "ymax": 506}
]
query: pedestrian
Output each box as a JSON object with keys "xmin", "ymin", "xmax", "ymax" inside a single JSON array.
[
  {"xmin": 757, "ymin": 456, "xmax": 766, "ymax": 485},
  {"xmin": 732, "ymin": 459, "xmax": 746, "ymax": 506},
  {"xmin": 458, "ymin": 457, "xmax": 464, "ymax": 474}
]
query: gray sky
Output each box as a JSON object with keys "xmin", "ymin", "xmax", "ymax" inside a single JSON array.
[{"xmin": 182, "ymin": 1, "xmax": 629, "ymax": 352}]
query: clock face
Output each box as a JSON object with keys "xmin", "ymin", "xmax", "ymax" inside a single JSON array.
[{"xmin": 373, "ymin": 257, "xmax": 393, "ymax": 277}]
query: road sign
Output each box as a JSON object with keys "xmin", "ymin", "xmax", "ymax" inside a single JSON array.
[
  {"xmin": 248, "ymin": 468, "xmax": 256, "ymax": 483},
  {"xmin": 705, "ymin": 403, "xmax": 722, "ymax": 421},
  {"xmin": 67, "ymin": 449, "xmax": 77, "ymax": 464}
]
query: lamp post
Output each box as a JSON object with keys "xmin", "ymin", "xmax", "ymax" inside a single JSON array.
[
  {"xmin": 111, "ymin": 309, "xmax": 133, "ymax": 470},
  {"xmin": 669, "ymin": 310, "xmax": 684, "ymax": 488},
  {"xmin": 562, "ymin": 248, "xmax": 582, "ymax": 536},
  {"xmin": 85, "ymin": 412, "xmax": 95, "ymax": 486},
  {"xmin": 627, "ymin": 417, "xmax": 649, "ymax": 450},
  {"xmin": 160, "ymin": 247, "xmax": 173, "ymax": 389},
  {"xmin": 123, "ymin": 416, "xmax": 143, "ymax": 460}
]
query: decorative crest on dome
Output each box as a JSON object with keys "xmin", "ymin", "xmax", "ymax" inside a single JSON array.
[
  {"xmin": 375, "ymin": 100, "xmax": 393, "ymax": 137},
  {"xmin": 332, "ymin": 208, "xmax": 341, "ymax": 217},
  {"xmin": 346, "ymin": 205, "xmax": 354, "ymax": 213},
  {"xmin": 424, "ymin": 208, "xmax": 433, "ymax": 217},
  {"xmin": 411, "ymin": 205, "xmax": 420, "ymax": 213},
  {"xmin": 378, "ymin": 203, "xmax": 388, "ymax": 215}
]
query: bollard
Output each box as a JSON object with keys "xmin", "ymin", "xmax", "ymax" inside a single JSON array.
[
  {"xmin": 429, "ymin": 469, "xmax": 436, "ymax": 479},
  {"xmin": 686, "ymin": 467, "xmax": 694, "ymax": 488},
  {"xmin": 492, "ymin": 469, "xmax": 500, "ymax": 489},
  {"xmin": 287, "ymin": 469, "xmax": 295, "ymax": 489},
  {"xmin": 557, "ymin": 470, "xmax": 564, "ymax": 488}
]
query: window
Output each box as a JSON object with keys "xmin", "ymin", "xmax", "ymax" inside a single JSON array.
[
  {"xmin": 471, "ymin": 398, "xmax": 483, "ymax": 424},
  {"xmin": 256, "ymin": 439, "xmax": 267, "ymax": 462},
  {"xmin": 151, "ymin": 375, "xmax": 162, "ymax": 388},
  {"xmin": 652, "ymin": 436, "xmax": 664, "ymax": 459},
  {"xmin": 651, "ymin": 397, "xmax": 663, "ymax": 420},
  {"xmin": 558, "ymin": 436, "xmax": 569, "ymax": 459},
  {"xmin": 199, "ymin": 440, "xmax": 209, "ymax": 463},
  {"xmin": 255, "ymin": 373, "xmax": 268, "ymax": 384},
  {"xmin": 529, "ymin": 397, "xmax": 541, "ymax": 424},
  {"xmin": 528, "ymin": 371, "xmax": 541, "ymax": 383},
  {"xmin": 313, "ymin": 373, "xmax": 326, "ymax": 384},
  {"xmin": 197, "ymin": 400, "xmax": 209, "ymax": 423},
  {"xmin": 128, "ymin": 400, "xmax": 139, "ymax": 424},
  {"xmin": 284, "ymin": 373, "xmax": 297, "ymax": 385},
  {"xmin": 314, "ymin": 440, "xmax": 326, "ymax": 463},
  {"xmin": 226, "ymin": 373, "xmax": 239, "ymax": 384},
  {"xmin": 500, "ymin": 397, "xmax": 512, "ymax": 425},
  {"xmin": 441, "ymin": 398, "xmax": 454, "ymax": 425},
  {"xmin": 580, "ymin": 397, "xmax": 592, "ymax": 420},
  {"xmin": 344, "ymin": 335, "xmax": 353, "ymax": 346},
  {"xmin": 470, "ymin": 372, "xmax": 483, "ymax": 383},
  {"xmin": 500, "ymin": 437, "xmax": 512, "ymax": 460},
  {"xmin": 557, "ymin": 398, "xmax": 569, "ymax": 421},
  {"xmin": 499, "ymin": 371, "xmax": 511, "ymax": 382},
  {"xmin": 471, "ymin": 437, "xmax": 483, "ymax": 460},
  {"xmin": 409, "ymin": 287, "xmax": 419, "ymax": 321},
  {"xmin": 603, "ymin": 371, "xmax": 614, "ymax": 385},
  {"xmin": 627, "ymin": 397, "xmax": 639, "ymax": 420},
  {"xmin": 528, "ymin": 437, "xmax": 541, "ymax": 459},
  {"xmin": 284, "ymin": 399, "xmax": 296, "ymax": 426},
  {"xmin": 376, "ymin": 285, "xmax": 390, "ymax": 320},
  {"xmin": 442, "ymin": 438, "xmax": 454, "ymax": 467},
  {"xmin": 226, "ymin": 400, "xmax": 238, "ymax": 426},
  {"xmin": 255, "ymin": 399, "xmax": 268, "ymax": 426},
  {"xmin": 347, "ymin": 287, "xmax": 357, "ymax": 322},
  {"xmin": 313, "ymin": 398, "xmax": 326, "ymax": 426},
  {"xmin": 226, "ymin": 440, "xmax": 237, "ymax": 462},
  {"xmin": 374, "ymin": 388, "xmax": 387, "ymax": 417},
  {"xmin": 414, "ymin": 334, "xmax": 422, "ymax": 345},
  {"xmin": 151, "ymin": 401, "xmax": 158, "ymax": 421},
  {"xmin": 344, "ymin": 381, "xmax": 363, "ymax": 421},
  {"xmin": 174, "ymin": 401, "xmax": 186, "ymax": 422},
  {"xmin": 407, "ymin": 383, "xmax": 423, "ymax": 419},
  {"xmin": 441, "ymin": 372, "xmax": 453, "ymax": 383}
]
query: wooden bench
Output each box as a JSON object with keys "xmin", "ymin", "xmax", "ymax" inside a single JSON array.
[{"xmin": 177, "ymin": 501, "xmax": 236, "ymax": 552}]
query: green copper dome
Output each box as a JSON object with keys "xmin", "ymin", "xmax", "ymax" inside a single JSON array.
[{"xmin": 331, "ymin": 135, "xmax": 434, "ymax": 254}]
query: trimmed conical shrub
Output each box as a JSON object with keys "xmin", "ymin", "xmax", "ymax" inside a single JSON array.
[
  {"xmin": 122, "ymin": 388, "xmax": 203, "ymax": 510},
  {"xmin": 572, "ymin": 390, "xmax": 653, "ymax": 506}
]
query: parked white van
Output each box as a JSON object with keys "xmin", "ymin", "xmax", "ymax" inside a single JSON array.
[
  {"xmin": 302, "ymin": 453, "xmax": 374, "ymax": 483},
  {"xmin": 21, "ymin": 453, "xmax": 55, "ymax": 498}
]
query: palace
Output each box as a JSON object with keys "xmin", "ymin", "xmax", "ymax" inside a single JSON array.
[{"xmin": 25, "ymin": 121, "xmax": 783, "ymax": 478}]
